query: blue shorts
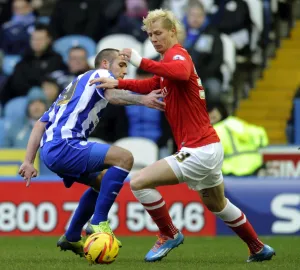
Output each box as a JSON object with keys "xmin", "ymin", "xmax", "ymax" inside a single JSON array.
[{"xmin": 41, "ymin": 139, "xmax": 110, "ymax": 188}]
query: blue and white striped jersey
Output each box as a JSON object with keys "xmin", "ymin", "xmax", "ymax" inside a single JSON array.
[{"xmin": 40, "ymin": 69, "xmax": 113, "ymax": 146}]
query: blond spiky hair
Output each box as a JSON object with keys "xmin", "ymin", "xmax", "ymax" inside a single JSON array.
[{"xmin": 142, "ymin": 9, "xmax": 185, "ymax": 44}]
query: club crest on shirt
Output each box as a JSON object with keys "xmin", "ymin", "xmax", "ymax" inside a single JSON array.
[
  {"xmin": 173, "ymin": 55, "xmax": 185, "ymax": 61},
  {"xmin": 199, "ymin": 90, "xmax": 205, "ymax": 99}
]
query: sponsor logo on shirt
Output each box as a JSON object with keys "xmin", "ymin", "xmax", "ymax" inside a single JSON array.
[
  {"xmin": 80, "ymin": 141, "xmax": 88, "ymax": 146},
  {"xmin": 173, "ymin": 55, "xmax": 185, "ymax": 61},
  {"xmin": 199, "ymin": 90, "xmax": 205, "ymax": 99}
]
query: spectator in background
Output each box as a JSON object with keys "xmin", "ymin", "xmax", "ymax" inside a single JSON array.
[
  {"xmin": 0, "ymin": 0, "xmax": 36, "ymax": 54},
  {"xmin": 162, "ymin": 0, "xmax": 188, "ymax": 21},
  {"xmin": 286, "ymin": 86, "xmax": 300, "ymax": 144},
  {"xmin": 31, "ymin": 0, "xmax": 57, "ymax": 17},
  {"xmin": 208, "ymin": 102, "xmax": 269, "ymax": 176},
  {"xmin": 50, "ymin": 0, "xmax": 110, "ymax": 41},
  {"xmin": 208, "ymin": 0, "xmax": 252, "ymax": 57},
  {"xmin": 67, "ymin": 46, "xmax": 90, "ymax": 76},
  {"xmin": 0, "ymin": 23, "xmax": 66, "ymax": 105},
  {"xmin": 109, "ymin": 0, "xmax": 149, "ymax": 42},
  {"xmin": 184, "ymin": 0, "xmax": 223, "ymax": 103},
  {"xmin": 3, "ymin": 87, "xmax": 47, "ymax": 148},
  {"xmin": 41, "ymin": 74, "xmax": 63, "ymax": 107},
  {"xmin": 0, "ymin": 0, "xmax": 12, "ymax": 26},
  {"xmin": 45, "ymin": 46, "xmax": 91, "ymax": 96}
]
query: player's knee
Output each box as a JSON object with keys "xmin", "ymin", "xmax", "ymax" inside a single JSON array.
[
  {"xmin": 130, "ymin": 174, "xmax": 146, "ymax": 191},
  {"xmin": 203, "ymin": 197, "xmax": 227, "ymax": 212},
  {"xmin": 116, "ymin": 149, "xmax": 134, "ymax": 171}
]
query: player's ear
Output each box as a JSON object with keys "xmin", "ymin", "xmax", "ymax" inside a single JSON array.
[
  {"xmin": 102, "ymin": 59, "xmax": 110, "ymax": 69},
  {"xmin": 170, "ymin": 27, "xmax": 176, "ymax": 37}
]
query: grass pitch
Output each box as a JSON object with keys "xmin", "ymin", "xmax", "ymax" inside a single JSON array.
[{"xmin": 0, "ymin": 236, "xmax": 299, "ymax": 270}]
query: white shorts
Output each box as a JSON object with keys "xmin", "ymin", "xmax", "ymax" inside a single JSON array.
[{"xmin": 164, "ymin": 142, "xmax": 224, "ymax": 191}]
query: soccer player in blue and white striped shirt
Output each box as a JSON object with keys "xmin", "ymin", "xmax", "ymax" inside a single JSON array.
[{"xmin": 19, "ymin": 48, "xmax": 166, "ymax": 256}]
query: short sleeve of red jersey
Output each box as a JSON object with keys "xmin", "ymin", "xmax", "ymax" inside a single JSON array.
[{"xmin": 139, "ymin": 44, "xmax": 192, "ymax": 81}]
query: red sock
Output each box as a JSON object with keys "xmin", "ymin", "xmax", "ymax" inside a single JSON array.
[
  {"xmin": 142, "ymin": 198, "xmax": 178, "ymax": 239},
  {"xmin": 225, "ymin": 213, "xmax": 264, "ymax": 254}
]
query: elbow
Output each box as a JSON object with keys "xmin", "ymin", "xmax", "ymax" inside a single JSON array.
[{"xmin": 104, "ymin": 92, "xmax": 115, "ymax": 104}]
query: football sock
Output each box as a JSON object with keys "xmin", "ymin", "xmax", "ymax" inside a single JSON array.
[
  {"xmin": 132, "ymin": 188, "xmax": 178, "ymax": 239},
  {"xmin": 65, "ymin": 188, "xmax": 98, "ymax": 242},
  {"xmin": 91, "ymin": 166, "xmax": 129, "ymax": 224},
  {"xmin": 213, "ymin": 198, "xmax": 264, "ymax": 254}
]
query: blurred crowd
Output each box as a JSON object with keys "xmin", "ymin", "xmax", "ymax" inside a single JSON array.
[{"xmin": 0, "ymin": 0, "xmax": 298, "ymax": 177}]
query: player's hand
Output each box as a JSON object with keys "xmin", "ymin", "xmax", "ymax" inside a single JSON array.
[
  {"xmin": 19, "ymin": 162, "xmax": 38, "ymax": 187},
  {"xmin": 120, "ymin": 48, "xmax": 142, "ymax": 67},
  {"xmin": 142, "ymin": 89, "xmax": 166, "ymax": 111},
  {"xmin": 89, "ymin": 77, "xmax": 119, "ymax": 89}
]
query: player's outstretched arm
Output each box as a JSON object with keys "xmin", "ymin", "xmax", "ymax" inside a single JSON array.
[
  {"xmin": 89, "ymin": 75, "xmax": 160, "ymax": 95},
  {"xmin": 120, "ymin": 48, "xmax": 191, "ymax": 81},
  {"xmin": 19, "ymin": 120, "xmax": 47, "ymax": 187},
  {"xmin": 105, "ymin": 89, "xmax": 166, "ymax": 111}
]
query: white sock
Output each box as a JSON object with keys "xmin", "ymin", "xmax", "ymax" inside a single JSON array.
[
  {"xmin": 131, "ymin": 188, "xmax": 165, "ymax": 209},
  {"xmin": 213, "ymin": 198, "xmax": 246, "ymax": 226}
]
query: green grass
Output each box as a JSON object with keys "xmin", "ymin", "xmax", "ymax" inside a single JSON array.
[{"xmin": 0, "ymin": 236, "xmax": 299, "ymax": 270}]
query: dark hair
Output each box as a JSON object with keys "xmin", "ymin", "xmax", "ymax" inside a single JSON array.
[
  {"xmin": 42, "ymin": 76, "xmax": 59, "ymax": 87},
  {"xmin": 207, "ymin": 102, "xmax": 229, "ymax": 120},
  {"xmin": 94, "ymin": 48, "xmax": 119, "ymax": 68},
  {"xmin": 34, "ymin": 23, "xmax": 53, "ymax": 38},
  {"xmin": 69, "ymin": 46, "xmax": 87, "ymax": 55}
]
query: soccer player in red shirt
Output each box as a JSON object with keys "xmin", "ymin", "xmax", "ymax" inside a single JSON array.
[{"xmin": 90, "ymin": 9, "xmax": 275, "ymax": 263}]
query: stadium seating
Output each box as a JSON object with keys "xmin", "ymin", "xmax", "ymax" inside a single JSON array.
[
  {"xmin": 97, "ymin": 34, "xmax": 142, "ymax": 53},
  {"xmin": 114, "ymin": 137, "xmax": 159, "ymax": 175},
  {"xmin": 4, "ymin": 96, "xmax": 27, "ymax": 121},
  {"xmin": 220, "ymin": 34, "xmax": 236, "ymax": 90},
  {"xmin": 2, "ymin": 55, "xmax": 21, "ymax": 76},
  {"xmin": 53, "ymin": 35, "xmax": 97, "ymax": 63},
  {"xmin": 97, "ymin": 34, "xmax": 142, "ymax": 78}
]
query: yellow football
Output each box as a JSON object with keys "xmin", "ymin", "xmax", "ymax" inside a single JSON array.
[{"xmin": 83, "ymin": 232, "xmax": 119, "ymax": 264}]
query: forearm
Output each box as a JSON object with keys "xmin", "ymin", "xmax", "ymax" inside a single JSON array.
[
  {"xmin": 106, "ymin": 90, "xmax": 144, "ymax": 106},
  {"xmin": 139, "ymin": 58, "xmax": 191, "ymax": 81},
  {"xmin": 118, "ymin": 77, "xmax": 159, "ymax": 94},
  {"xmin": 24, "ymin": 120, "xmax": 46, "ymax": 164}
]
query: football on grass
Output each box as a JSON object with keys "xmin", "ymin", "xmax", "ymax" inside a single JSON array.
[{"xmin": 84, "ymin": 232, "xmax": 119, "ymax": 264}]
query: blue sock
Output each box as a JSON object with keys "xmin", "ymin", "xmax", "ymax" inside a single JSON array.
[
  {"xmin": 65, "ymin": 188, "xmax": 98, "ymax": 242},
  {"xmin": 91, "ymin": 166, "xmax": 129, "ymax": 224}
]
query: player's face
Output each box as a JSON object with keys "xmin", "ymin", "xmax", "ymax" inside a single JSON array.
[
  {"xmin": 42, "ymin": 81, "xmax": 59, "ymax": 103},
  {"xmin": 110, "ymin": 56, "xmax": 128, "ymax": 79},
  {"xmin": 187, "ymin": 7, "xmax": 205, "ymax": 29},
  {"xmin": 30, "ymin": 30, "xmax": 51, "ymax": 54},
  {"xmin": 147, "ymin": 19, "xmax": 176, "ymax": 54},
  {"xmin": 28, "ymin": 100, "xmax": 47, "ymax": 121},
  {"xmin": 209, "ymin": 108, "xmax": 222, "ymax": 125}
]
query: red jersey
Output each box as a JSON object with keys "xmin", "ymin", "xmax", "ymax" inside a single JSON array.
[{"xmin": 118, "ymin": 44, "xmax": 219, "ymax": 150}]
